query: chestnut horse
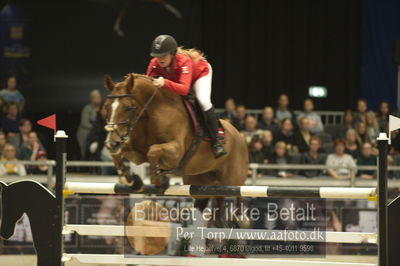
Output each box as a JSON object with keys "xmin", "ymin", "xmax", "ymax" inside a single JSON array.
[{"xmin": 103, "ymin": 73, "xmax": 248, "ymax": 199}]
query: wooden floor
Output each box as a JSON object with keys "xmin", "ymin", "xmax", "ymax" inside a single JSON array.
[{"xmin": 0, "ymin": 254, "xmax": 377, "ymax": 266}]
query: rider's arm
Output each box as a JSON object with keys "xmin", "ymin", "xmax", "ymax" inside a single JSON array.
[{"xmin": 163, "ymin": 58, "xmax": 193, "ymax": 96}]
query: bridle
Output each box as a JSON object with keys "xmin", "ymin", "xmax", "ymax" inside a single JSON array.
[{"xmin": 105, "ymin": 82, "xmax": 158, "ymax": 147}]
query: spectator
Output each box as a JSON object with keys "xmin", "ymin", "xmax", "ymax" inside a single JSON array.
[
  {"xmin": 76, "ymin": 89, "xmax": 102, "ymax": 159},
  {"xmin": 355, "ymin": 121, "xmax": 370, "ymax": 145},
  {"xmin": 357, "ymin": 142, "xmax": 377, "ymax": 180},
  {"xmin": 248, "ymin": 136, "xmax": 266, "ymax": 164},
  {"xmin": 2, "ymin": 102, "xmax": 21, "ymax": 137},
  {"xmin": 297, "ymin": 98, "xmax": 324, "ymax": 134},
  {"xmin": 0, "ymin": 131, "xmax": 6, "ymax": 156},
  {"xmin": 326, "ymin": 139, "xmax": 356, "ymax": 179},
  {"xmin": 344, "ymin": 128, "xmax": 361, "ymax": 159},
  {"xmin": 241, "ymin": 115, "xmax": 264, "ymax": 144},
  {"xmin": 267, "ymin": 141, "xmax": 292, "ymax": 178},
  {"xmin": 86, "ymin": 104, "xmax": 116, "ymax": 175},
  {"xmin": 86, "ymin": 104, "xmax": 107, "ymax": 161},
  {"xmin": 234, "ymin": 104, "xmax": 247, "ymax": 131},
  {"xmin": 387, "ymin": 155, "xmax": 400, "ymax": 179},
  {"xmin": 258, "ymin": 106, "xmax": 279, "ymax": 134},
  {"xmin": 261, "ymin": 130, "xmax": 274, "ymax": 158},
  {"xmin": 30, "ymin": 151, "xmax": 49, "ymax": 175},
  {"xmin": 19, "ymin": 131, "xmax": 45, "ymax": 161},
  {"xmin": 275, "ymin": 94, "xmax": 296, "ymax": 125},
  {"xmin": 377, "ymin": 101, "xmax": 390, "ymax": 132},
  {"xmin": 274, "ymin": 118, "xmax": 294, "ymax": 150},
  {"xmin": 0, "ymin": 75, "xmax": 25, "ymax": 112},
  {"xmin": 293, "ymin": 117, "xmax": 313, "ymax": 154},
  {"xmin": 220, "ymin": 98, "xmax": 237, "ymax": 122},
  {"xmin": 338, "ymin": 109, "xmax": 355, "ymax": 138},
  {"xmin": 8, "ymin": 119, "xmax": 32, "ymax": 151},
  {"xmin": 354, "ymin": 99, "xmax": 368, "ymax": 124},
  {"xmin": 365, "ymin": 111, "xmax": 379, "ymax": 146},
  {"xmin": 0, "ymin": 144, "xmax": 26, "ymax": 176},
  {"xmin": 300, "ymin": 136, "xmax": 326, "ymax": 178}
]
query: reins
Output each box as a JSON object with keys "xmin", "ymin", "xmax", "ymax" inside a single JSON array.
[{"xmin": 105, "ymin": 75, "xmax": 158, "ymax": 145}]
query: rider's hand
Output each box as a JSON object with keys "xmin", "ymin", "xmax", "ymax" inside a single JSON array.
[{"xmin": 152, "ymin": 77, "xmax": 165, "ymax": 88}]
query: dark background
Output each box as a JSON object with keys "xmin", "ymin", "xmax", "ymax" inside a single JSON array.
[
  {"xmin": 2, "ymin": 0, "xmax": 400, "ymax": 157},
  {"xmin": 27, "ymin": 0, "xmax": 362, "ymax": 113}
]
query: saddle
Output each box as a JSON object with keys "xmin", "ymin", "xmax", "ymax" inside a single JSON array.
[
  {"xmin": 182, "ymin": 95, "xmax": 226, "ymax": 143},
  {"xmin": 160, "ymin": 95, "xmax": 225, "ymax": 177}
]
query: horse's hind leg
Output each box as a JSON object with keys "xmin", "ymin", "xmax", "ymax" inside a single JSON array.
[{"xmin": 147, "ymin": 141, "xmax": 182, "ymax": 189}]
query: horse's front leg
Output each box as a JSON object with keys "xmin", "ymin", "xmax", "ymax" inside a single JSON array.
[
  {"xmin": 147, "ymin": 141, "xmax": 182, "ymax": 190},
  {"xmin": 111, "ymin": 153, "xmax": 144, "ymax": 192}
]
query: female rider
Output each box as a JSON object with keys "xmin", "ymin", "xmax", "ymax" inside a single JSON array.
[{"xmin": 146, "ymin": 35, "xmax": 226, "ymax": 158}]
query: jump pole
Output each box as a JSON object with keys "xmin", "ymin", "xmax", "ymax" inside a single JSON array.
[
  {"xmin": 55, "ymin": 130, "xmax": 68, "ymax": 266},
  {"xmin": 377, "ymin": 133, "xmax": 389, "ymax": 266},
  {"xmin": 64, "ymin": 182, "xmax": 377, "ymax": 199},
  {"xmin": 56, "ymin": 130, "xmax": 388, "ymax": 265}
]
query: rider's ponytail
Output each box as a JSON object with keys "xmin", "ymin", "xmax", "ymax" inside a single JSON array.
[{"xmin": 176, "ymin": 47, "xmax": 205, "ymax": 61}]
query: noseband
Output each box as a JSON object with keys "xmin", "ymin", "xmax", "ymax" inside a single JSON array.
[
  {"xmin": 105, "ymin": 86, "xmax": 158, "ymax": 147},
  {"xmin": 105, "ymin": 94, "xmax": 136, "ymax": 145}
]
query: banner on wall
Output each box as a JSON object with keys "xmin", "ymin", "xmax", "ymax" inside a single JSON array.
[{"xmin": 0, "ymin": 4, "xmax": 31, "ymax": 89}]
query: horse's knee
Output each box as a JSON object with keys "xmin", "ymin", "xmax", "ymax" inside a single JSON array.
[
  {"xmin": 147, "ymin": 145, "xmax": 163, "ymax": 161},
  {"xmin": 148, "ymin": 143, "xmax": 181, "ymax": 166}
]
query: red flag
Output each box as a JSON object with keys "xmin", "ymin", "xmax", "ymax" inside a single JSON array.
[{"xmin": 37, "ymin": 114, "xmax": 56, "ymax": 134}]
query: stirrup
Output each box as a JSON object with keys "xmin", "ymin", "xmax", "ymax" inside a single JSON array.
[{"xmin": 212, "ymin": 142, "xmax": 227, "ymax": 159}]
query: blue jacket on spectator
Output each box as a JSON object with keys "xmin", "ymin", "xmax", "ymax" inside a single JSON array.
[{"xmin": 2, "ymin": 114, "xmax": 21, "ymax": 135}]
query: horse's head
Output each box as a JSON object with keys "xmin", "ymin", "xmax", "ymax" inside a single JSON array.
[
  {"xmin": 103, "ymin": 74, "xmax": 137, "ymax": 154},
  {"xmin": 0, "ymin": 181, "xmax": 24, "ymax": 239}
]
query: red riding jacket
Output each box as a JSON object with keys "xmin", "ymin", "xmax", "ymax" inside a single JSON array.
[{"xmin": 146, "ymin": 53, "xmax": 210, "ymax": 96}]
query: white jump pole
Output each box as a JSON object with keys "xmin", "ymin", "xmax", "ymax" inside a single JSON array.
[
  {"xmin": 63, "ymin": 224, "xmax": 377, "ymax": 244},
  {"xmin": 64, "ymin": 182, "xmax": 376, "ymax": 200}
]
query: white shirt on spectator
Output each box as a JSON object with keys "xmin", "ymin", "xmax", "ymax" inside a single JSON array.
[
  {"xmin": 326, "ymin": 153, "xmax": 356, "ymax": 176},
  {"xmin": 0, "ymin": 162, "xmax": 26, "ymax": 176},
  {"xmin": 297, "ymin": 111, "xmax": 324, "ymax": 134}
]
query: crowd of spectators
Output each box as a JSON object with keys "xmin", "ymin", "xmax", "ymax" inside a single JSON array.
[
  {"xmin": 220, "ymin": 94, "xmax": 394, "ymax": 179},
  {"xmin": 72, "ymin": 88, "xmax": 398, "ymax": 180},
  {"xmin": 0, "ymin": 75, "xmax": 47, "ymax": 176}
]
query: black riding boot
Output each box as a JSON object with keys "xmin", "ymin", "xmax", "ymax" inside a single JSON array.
[{"xmin": 204, "ymin": 107, "xmax": 227, "ymax": 158}]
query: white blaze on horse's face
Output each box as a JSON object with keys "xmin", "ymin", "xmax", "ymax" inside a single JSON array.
[
  {"xmin": 105, "ymin": 98, "xmax": 123, "ymax": 154},
  {"xmin": 110, "ymin": 99, "xmax": 119, "ymax": 123},
  {"xmin": 104, "ymin": 99, "xmax": 119, "ymax": 132}
]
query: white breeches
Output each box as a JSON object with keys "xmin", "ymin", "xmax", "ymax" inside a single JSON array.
[{"xmin": 193, "ymin": 63, "xmax": 213, "ymax": 111}]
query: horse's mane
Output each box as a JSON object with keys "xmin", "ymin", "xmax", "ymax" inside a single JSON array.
[{"xmin": 123, "ymin": 73, "xmax": 153, "ymax": 83}]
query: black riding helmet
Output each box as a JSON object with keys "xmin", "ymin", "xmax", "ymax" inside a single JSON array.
[{"xmin": 150, "ymin": 35, "xmax": 178, "ymax": 57}]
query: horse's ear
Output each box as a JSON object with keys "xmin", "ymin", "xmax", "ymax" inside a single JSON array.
[
  {"xmin": 126, "ymin": 74, "xmax": 135, "ymax": 92},
  {"xmin": 104, "ymin": 74, "xmax": 114, "ymax": 91}
]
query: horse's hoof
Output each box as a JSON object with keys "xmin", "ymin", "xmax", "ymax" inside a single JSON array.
[
  {"xmin": 154, "ymin": 176, "xmax": 170, "ymax": 193},
  {"xmin": 120, "ymin": 174, "xmax": 144, "ymax": 192},
  {"xmin": 129, "ymin": 174, "xmax": 144, "ymax": 192}
]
